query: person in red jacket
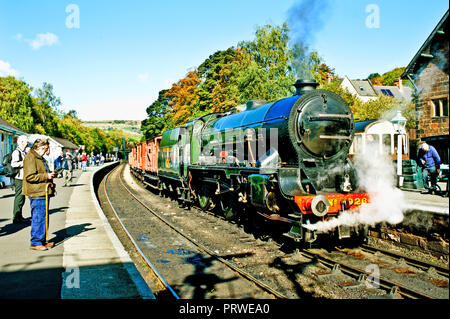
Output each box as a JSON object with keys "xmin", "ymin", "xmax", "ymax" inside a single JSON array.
[{"xmin": 80, "ymin": 152, "xmax": 88, "ymax": 172}]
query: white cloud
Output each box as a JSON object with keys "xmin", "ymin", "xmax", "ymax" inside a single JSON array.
[
  {"xmin": 75, "ymin": 96, "xmax": 154, "ymax": 121},
  {"xmin": 0, "ymin": 60, "xmax": 19, "ymax": 77},
  {"xmin": 27, "ymin": 32, "xmax": 59, "ymax": 50},
  {"xmin": 138, "ymin": 73, "xmax": 149, "ymax": 83},
  {"xmin": 13, "ymin": 33, "xmax": 23, "ymax": 41}
]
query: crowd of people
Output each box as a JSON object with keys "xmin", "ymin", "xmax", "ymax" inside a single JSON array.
[
  {"xmin": 53, "ymin": 152, "xmax": 109, "ymax": 175},
  {"xmin": 7, "ymin": 135, "xmax": 116, "ymax": 251}
]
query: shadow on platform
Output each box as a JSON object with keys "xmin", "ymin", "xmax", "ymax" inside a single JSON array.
[
  {"xmin": 0, "ymin": 207, "xmax": 70, "ymax": 237},
  {"xmin": 0, "ymin": 264, "xmax": 64, "ymax": 298},
  {"xmin": 51, "ymin": 223, "xmax": 96, "ymax": 247},
  {"xmin": 1, "ymin": 261, "xmax": 142, "ymax": 299}
]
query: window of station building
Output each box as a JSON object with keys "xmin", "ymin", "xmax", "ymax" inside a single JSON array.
[
  {"xmin": 432, "ymin": 97, "xmax": 449, "ymax": 117},
  {"xmin": 365, "ymin": 134, "xmax": 379, "ymax": 151},
  {"xmin": 351, "ymin": 134, "xmax": 363, "ymax": 153},
  {"xmin": 381, "ymin": 89, "xmax": 394, "ymax": 97},
  {"xmin": 382, "ymin": 134, "xmax": 392, "ymax": 154}
]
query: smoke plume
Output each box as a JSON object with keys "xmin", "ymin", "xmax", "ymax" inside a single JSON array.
[
  {"xmin": 286, "ymin": 0, "xmax": 331, "ymax": 80},
  {"xmin": 304, "ymin": 143, "xmax": 406, "ymax": 233},
  {"xmin": 286, "ymin": 0, "xmax": 330, "ymax": 47}
]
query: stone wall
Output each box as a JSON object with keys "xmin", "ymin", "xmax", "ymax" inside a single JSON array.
[{"xmin": 415, "ymin": 38, "xmax": 449, "ymax": 137}]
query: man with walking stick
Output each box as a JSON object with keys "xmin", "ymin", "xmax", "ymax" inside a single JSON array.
[{"xmin": 22, "ymin": 138, "xmax": 57, "ymax": 251}]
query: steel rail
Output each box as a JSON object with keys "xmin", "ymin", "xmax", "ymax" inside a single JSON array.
[
  {"xmin": 122, "ymin": 165, "xmax": 287, "ymax": 299},
  {"xmin": 301, "ymin": 249, "xmax": 436, "ymax": 299},
  {"xmin": 103, "ymin": 166, "xmax": 181, "ymax": 299},
  {"xmin": 360, "ymin": 244, "xmax": 449, "ymax": 278}
]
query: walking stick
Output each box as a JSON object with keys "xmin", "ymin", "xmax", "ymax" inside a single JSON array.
[{"xmin": 45, "ymin": 182, "xmax": 53, "ymax": 243}]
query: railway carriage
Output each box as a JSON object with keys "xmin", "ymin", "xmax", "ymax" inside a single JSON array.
[
  {"xmin": 129, "ymin": 137, "xmax": 161, "ymax": 187},
  {"xmin": 130, "ymin": 80, "xmax": 371, "ymax": 245}
]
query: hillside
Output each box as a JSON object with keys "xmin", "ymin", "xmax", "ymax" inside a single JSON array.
[{"xmin": 82, "ymin": 120, "xmax": 142, "ymax": 139}]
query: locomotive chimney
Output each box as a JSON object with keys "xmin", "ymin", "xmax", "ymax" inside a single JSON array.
[{"xmin": 293, "ymin": 79, "xmax": 319, "ymax": 95}]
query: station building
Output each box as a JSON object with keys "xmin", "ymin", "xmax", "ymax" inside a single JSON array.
[
  {"xmin": 0, "ymin": 117, "xmax": 26, "ymax": 187},
  {"xmin": 402, "ymin": 10, "xmax": 449, "ymax": 164}
]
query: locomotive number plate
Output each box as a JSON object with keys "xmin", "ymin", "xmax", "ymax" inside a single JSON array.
[{"xmin": 295, "ymin": 193, "xmax": 370, "ymax": 214}]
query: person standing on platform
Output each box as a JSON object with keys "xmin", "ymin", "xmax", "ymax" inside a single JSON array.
[
  {"xmin": 418, "ymin": 142, "xmax": 441, "ymax": 194},
  {"xmin": 72, "ymin": 150, "xmax": 79, "ymax": 170},
  {"xmin": 62, "ymin": 151, "xmax": 73, "ymax": 187},
  {"xmin": 22, "ymin": 138, "xmax": 57, "ymax": 251},
  {"xmin": 54, "ymin": 152, "xmax": 64, "ymax": 177},
  {"xmin": 11, "ymin": 135, "xmax": 30, "ymax": 224},
  {"xmin": 81, "ymin": 152, "xmax": 88, "ymax": 172}
]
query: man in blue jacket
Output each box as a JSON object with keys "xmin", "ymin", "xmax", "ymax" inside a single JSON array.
[{"xmin": 418, "ymin": 143, "xmax": 441, "ymax": 194}]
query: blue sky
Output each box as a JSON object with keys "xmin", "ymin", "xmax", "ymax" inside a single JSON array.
[{"xmin": 0, "ymin": 0, "xmax": 448, "ymax": 121}]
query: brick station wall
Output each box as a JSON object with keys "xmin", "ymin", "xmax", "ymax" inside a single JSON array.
[
  {"xmin": 369, "ymin": 229, "xmax": 449, "ymax": 260},
  {"xmin": 369, "ymin": 209, "xmax": 449, "ymax": 260},
  {"xmin": 414, "ymin": 40, "xmax": 449, "ymax": 140}
]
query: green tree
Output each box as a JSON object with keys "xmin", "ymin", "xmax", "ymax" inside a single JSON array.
[
  {"xmin": 381, "ymin": 67, "xmax": 405, "ymax": 86},
  {"xmin": 196, "ymin": 48, "xmax": 239, "ymax": 113},
  {"xmin": 141, "ymin": 89, "xmax": 169, "ymax": 140},
  {"xmin": 0, "ymin": 76, "xmax": 35, "ymax": 132},
  {"xmin": 319, "ymin": 79, "xmax": 359, "ymax": 109},
  {"xmin": 32, "ymin": 82, "xmax": 61, "ymax": 136},
  {"xmin": 237, "ymin": 23, "xmax": 296, "ymax": 102},
  {"xmin": 368, "ymin": 67, "xmax": 406, "ymax": 86},
  {"xmin": 210, "ymin": 48, "xmax": 252, "ymax": 113}
]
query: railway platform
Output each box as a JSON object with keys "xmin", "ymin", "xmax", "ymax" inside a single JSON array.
[
  {"xmin": 402, "ymin": 185, "xmax": 449, "ymax": 216},
  {"xmin": 0, "ymin": 162, "xmax": 154, "ymax": 299}
]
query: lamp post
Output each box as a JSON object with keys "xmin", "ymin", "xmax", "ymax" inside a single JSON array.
[{"xmin": 391, "ymin": 110, "xmax": 407, "ymax": 187}]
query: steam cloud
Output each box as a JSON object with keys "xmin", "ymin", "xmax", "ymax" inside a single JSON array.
[{"xmin": 304, "ymin": 143, "xmax": 406, "ymax": 233}]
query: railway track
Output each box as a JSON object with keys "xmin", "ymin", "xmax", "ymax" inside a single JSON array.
[
  {"xmin": 101, "ymin": 163, "xmax": 448, "ymax": 299},
  {"xmin": 359, "ymin": 244, "xmax": 449, "ymax": 278},
  {"xmin": 102, "ymin": 166, "xmax": 180, "ymax": 299},
  {"xmin": 299, "ymin": 248, "xmax": 447, "ymax": 299},
  {"xmin": 101, "ymin": 163, "xmax": 285, "ymax": 299}
]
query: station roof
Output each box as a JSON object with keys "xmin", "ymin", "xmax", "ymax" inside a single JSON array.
[
  {"xmin": 402, "ymin": 10, "xmax": 449, "ymax": 78},
  {"xmin": 0, "ymin": 117, "xmax": 26, "ymax": 136},
  {"xmin": 51, "ymin": 136, "xmax": 79, "ymax": 150},
  {"xmin": 354, "ymin": 119, "xmax": 377, "ymax": 132}
]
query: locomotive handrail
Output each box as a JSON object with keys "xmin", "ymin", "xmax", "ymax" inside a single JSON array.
[
  {"xmin": 206, "ymin": 116, "xmax": 288, "ymax": 133},
  {"xmin": 319, "ymin": 135, "xmax": 352, "ymax": 140},
  {"xmin": 308, "ymin": 114, "xmax": 352, "ymax": 122}
]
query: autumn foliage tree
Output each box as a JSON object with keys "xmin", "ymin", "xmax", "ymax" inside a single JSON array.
[
  {"xmin": 368, "ymin": 67, "xmax": 406, "ymax": 86},
  {"xmin": 164, "ymin": 71, "xmax": 202, "ymax": 128}
]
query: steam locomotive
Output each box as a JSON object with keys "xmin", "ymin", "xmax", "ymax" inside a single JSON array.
[{"xmin": 129, "ymin": 80, "xmax": 370, "ymax": 244}]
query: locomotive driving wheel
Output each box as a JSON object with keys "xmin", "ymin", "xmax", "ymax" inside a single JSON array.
[
  {"xmin": 198, "ymin": 184, "xmax": 212, "ymax": 211},
  {"xmin": 220, "ymin": 193, "xmax": 237, "ymax": 221}
]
